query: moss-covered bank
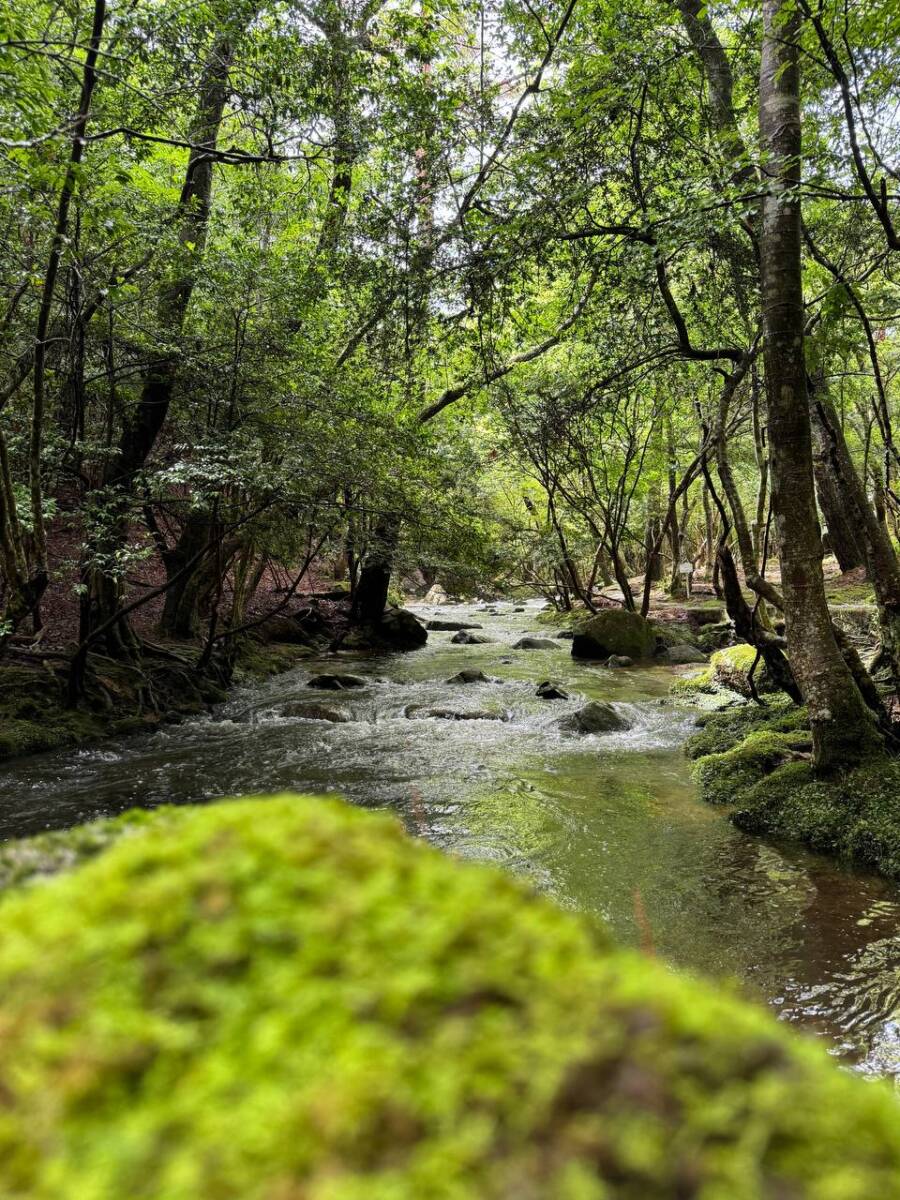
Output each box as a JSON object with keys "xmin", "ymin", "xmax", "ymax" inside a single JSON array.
[
  {"xmin": 1, "ymin": 794, "xmax": 900, "ymax": 1199},
  {"xmin": 0, "ymin": 638, "xmax": 313, "ymax": 765},
  {"xmin": 686, "ymin": 700, "xmax": 900, "ymax": 880}
]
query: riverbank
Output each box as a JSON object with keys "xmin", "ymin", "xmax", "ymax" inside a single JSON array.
[
  {"xmin": 686, "ymin": 700, "xmax": 900, "ymax": 881},
  {"xmin": 0, "ymin": 600, "xmax": 349, "ymax": 763}
]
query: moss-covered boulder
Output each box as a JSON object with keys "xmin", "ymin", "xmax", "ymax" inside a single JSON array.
[
  {"xmin": 696, "ymin": 620, "xmax": 736, "ymax": 652},
  {"xmin": 2, "ymin": 796, "xmax": 900, "ymax": 1199},
  {"xmin": 669, "ymin": 665, "xmax": 746, "ymax": 710},
  {"xmin": 669, "ymin": 644, "xmax": 775, "ymax": 710},
  {"xmin": 692, "ymin": 728, "xmax": 813, "ymax": 804},
  {"xmin": 685, "ymin": 698, "xmax": 808, "ymax": 760},
  {"xmin": 710, "ymin": 644, "xmax": 774, "ymax": 697},
  {"xmin": 685, "ymin": 604, "xmax": 726, "ymax": 628},
  {"xmin": 0, "ymin": 807, "xmax": 159, "ymax": 891},
  {"xmin": 571, "ymin": 609, "xmax": 656, "ymax": 660}
]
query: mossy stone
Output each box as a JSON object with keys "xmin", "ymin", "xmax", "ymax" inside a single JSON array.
[
  {"xmin": 687, "ymin": 703, "xmax": 900, "ymax": 880},
  {"xmin": 571, "ymin": 609, "xmax": 656, "ymax": 660},
  {"xmin": 710, "ymin": 644, "xmax": 775, "ymax": 696},
  {"xmin": 693, "ymin": 729, "xmax": 813, "ymax": 804},
  {"xmin": 1, "ymin": 795, "xmax": 900, "ymax": 1198}
]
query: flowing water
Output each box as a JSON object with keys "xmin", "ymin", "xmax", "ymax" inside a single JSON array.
[{"xmin": 1, "ymin": 599, "xmax": 899, "ymax": 1077}]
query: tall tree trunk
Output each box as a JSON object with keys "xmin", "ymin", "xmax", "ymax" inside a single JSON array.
[
  {"xmin": 352, "ymin": 515, "xmax": 401, "ymax": 625},
  {"xmin": 0, "ymin": 0, "xmax": 106, "ymax": 649},
  {"xmin": 159, "ymin": 511, "xmax": 219, "ymax": 637},
  {"xmin": 810, "ymin": 387, "xmax": 900, "ymax": 696},
  {"xmin": 665, "ymin": 417, "xmax": 686, "ymax": 598},
  {"xmin": 808, "ymin": 376, "xmax": 866, "ymax": 572},
  {"xmin": 759, "ymin": 0, "xmax": 881, "ymax": 769},
  {"xmin": 79, "ymin": 28, "xmax": 240, "ymax": 658}
]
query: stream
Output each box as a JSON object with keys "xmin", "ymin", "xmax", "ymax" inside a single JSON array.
[{"xmin": 1, "ymin": 598, "xmax": 899, "ymax": 1078}]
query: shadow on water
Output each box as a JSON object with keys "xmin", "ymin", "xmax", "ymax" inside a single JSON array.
[{"xmin": 1, "ymin": 598, "xmax": 898, "ymax": 1077}]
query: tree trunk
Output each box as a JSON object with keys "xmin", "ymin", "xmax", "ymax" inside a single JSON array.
[
  {"xmin": 352, "ymin": 515, "xmax": 400, "ymax": 625},
  {"xmin": 809, "ymin": 378, "xmax": 866, "ymax": 572},
  {"xmin": 159, "ymin": 512, "xmax": 220, "ymax": 638},
  {"xmin": 809, "ymin": 386, "xmax": 900, "ymax": 696},
  {"xmin": 759, "ymin": 0, "xmax": 881, "ymax": 769},
  {"xmin": 78, "ymin": 30, "xmax": 239, "ymax": 656}
]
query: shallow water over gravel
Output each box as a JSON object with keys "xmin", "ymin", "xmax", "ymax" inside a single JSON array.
[{"xmin": 1, "ymin": 598, "xmax": 899, "ymax": 1078}]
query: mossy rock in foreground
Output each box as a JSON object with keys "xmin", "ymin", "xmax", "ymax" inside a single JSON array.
[
  {"xmin": 2, "ymin": 796, "xmax": 900, "ymax": 1199},
  {"xmin": 0, "ymin": 807, "xmax": 159, "ymax": 891}
]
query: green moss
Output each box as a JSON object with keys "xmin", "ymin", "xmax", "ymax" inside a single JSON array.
[
  {"xmin": 734, "ymin": 760, "xmax": 900, "ymax": 879},
  {"xmin": 685, "ymin": 698, "xmax": 808, "ymax": 759},
  {"xmin": 0, "ymin": 667, "xmax": 108, "ymax": 760},
  {"xmin": 824, "ymin": 584, "xmax": 875, "ymax": 606},
  {"xmin": 534, "ymin": 604, "xmax": 588, "ymax": 628},
  {"xmin": 387, "ymin": 584, "xmax": 406, "ymax": 608},
  {"xmin": 687, "ymin": 703, "xmax": 900, "ymax": 880},
  {"xmin": 710, "ymin": 644, "xmax": 775, "ymax": 696},
  {"xmin": 0, "ymin": 637, "xmax": 309, "ymax": 767},
  {"xmin": 696, "ymin": 620, "xmax": 734, "ymax": 652},
  {"xmin": 693, "ymin": 729, "xmax": 813, "ymax": 804},
  {"xmin": 712, "ymin": 643, "xmax": 757, "ymax": 672},
  {"xmin": 572, "ymin": 609, "xmax": 657, "ymax": 660},
  {"xmin": 0, "ymin": 807, "xmax": 162, "ymax": 891},
  {"xmin": 1, "ymin": 795, "xmax": 900, "ymax": 1199},
  {"xmin": 668, "ymin": 666, "xmax": 749, "ymax": 713},
  {"xmin": 233, "ymin": 636, "xmax": 311, "ymax": 681},
  {"xmin": 650, "ymin": 620, "xmax": 701, "ymax": 650},
  {"xmin": 670, "ymin": 665, "xmax": 715, "ymax": 696}
]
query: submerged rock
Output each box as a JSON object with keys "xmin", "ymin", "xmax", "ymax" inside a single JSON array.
[
  {"xmin": 425, "ymin": 619, "xmax": 483, "ymax": 632},
  {"xmin": 404, "ymin": 705, "xmax": 506, "ymax": 721},
  {"xmin": 658, "ymin": 644, "xmax": 708, "ymax": 665},
  {"xmin": 451, "ymin": 630, "xmax": 494, "ymax": 645},
  {"xmin": 306, "ymin": 673, "xmax": 367, "ymax": 690},
  {"xmin": 278, "ymin": 702, "xmax": 352, "ymax": 723},
  {"xmin": 604, "ymin": 655, "xmax": 634, "ymax": 669},
  {"xmin": 513, "ymin": 637, "xmax": 558, "ymax": 650},
  {"xmin": 447, "ymin": 669, "xmax": 494, "ymax": 684},
  {"xmin": 536, "ymin": 681, "xmax": 569, "ymax": 701},
  {"xmin": 558, "ymin": 700, "xmax": 631, "ymax": 734},
  {"xmin": 555, "ymin": 629, "xmax": 575, "ymax": 640},
  {"xmin": 572, "ymin": 610, "xmax": 656, "ymax": 661},
  {"xmin": 2, "ymin": 796, "xmax": 899, "ymax": 1196}
]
